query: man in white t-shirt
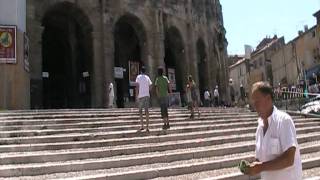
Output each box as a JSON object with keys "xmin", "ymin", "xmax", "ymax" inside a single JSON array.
[
  {"xmin": 213, "ymin": 85, "xmax": 219, "ymax": 107},
  {"xmin": 204, "ymin": 89, "xmax": 211, "ymax": 107},
  {"xmin": 135, "ymin": 66, "xmax": 152, "ymax": 132},
  {"xmin": 108, "ymin": 82, "xmax": 114, "ymax": 108},
  {"xmin": 245, "ymin": 81, "xmax": 302, "ymax": 180}
]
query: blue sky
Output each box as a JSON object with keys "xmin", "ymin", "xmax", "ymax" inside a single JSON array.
[{"xmin": 220, "ymin": 0, "xmax": 320, "ymax": 55}]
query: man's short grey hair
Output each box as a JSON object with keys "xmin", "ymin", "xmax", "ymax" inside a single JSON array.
[{"xmin": 252, "ymin": 81, "xmax": 274, "ymax": 100}]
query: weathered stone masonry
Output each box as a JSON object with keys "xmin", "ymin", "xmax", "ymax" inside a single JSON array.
[{"xmin": 27, "ymin": 0, "xmax": 229, "ymax": 108}]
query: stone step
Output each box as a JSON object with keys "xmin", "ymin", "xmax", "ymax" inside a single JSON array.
[
  {"xmin": 1, "ymin": 147, "xmax": 320, "ymax": 179},
  {"xmin": 1, "ymin": 122, "xmax": 320, "ymax": 146},
  {"xmin": 200, "ymin": 156, "xmax": 320, "ymax": 180},
  {"xmin": 0, "ymin": 110, "xmax": 253, "ymax": 120},
  {"xmin": 0, "ymin": 131, "xmax": 319, "ymax": 166},
  {"xmin": 0, "ymin": 132, "xmax": 254, "ymax": 153},
  {"xmin": 0, "ymin": 108, "xmax": 250, "ymax": 116},
  {"xmin": 0, "ymin": 116, "xmax": 259, "ymax": 131},
  {"xmin": 0, "ymin": 112, "xmax": 259, "ymax": 126},
  {"xmin": 0, "ymin": 114, "xmax": 257, "ymax": 129},
  {"xmin": 0, "ymin": 114, "xmax": 315, "ymax": 132},
  {"xmin": 0, "ymin": 118, "xmax": 317, "ymax": 138}
]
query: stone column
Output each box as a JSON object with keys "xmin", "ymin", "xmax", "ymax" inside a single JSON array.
[{"xmin": 0, "ymin": 0, "xmax": 30, "ymax": 109}]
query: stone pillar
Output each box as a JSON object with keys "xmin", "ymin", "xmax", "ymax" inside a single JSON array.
[{"xmin": 0, "ymin": 0, "xmax": 30, "ymax": 109}]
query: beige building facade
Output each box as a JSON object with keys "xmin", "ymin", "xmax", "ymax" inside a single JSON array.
[
  {"xmin": 1, "ymin": 0, "xmax": 229, "ymax": 109},
  {"xmin": 229, "ymin": 58, "xmax": 248, "ymax": 102},
  {"xmin": 271, "ymin": 25, "xmax": 318, "ymax": 87},
  {"xmin": 249, "ymin": 36, "xmax": 285, "ymax": 87}
]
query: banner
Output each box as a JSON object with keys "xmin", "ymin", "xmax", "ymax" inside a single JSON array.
[
  {"xmin": 167, "ymin": 68, "xmax": 176, "ymax": 90},
  {"xmin": 0, "ymin": 25, "xmax": 16, "ymax": 63},
  {"xmin": 129, "ymin": 61, "xmax": 139, "ymax": 83},
  {"xmin": 169, "ymin": 92, "xmax": 181, "ymax": 107}
]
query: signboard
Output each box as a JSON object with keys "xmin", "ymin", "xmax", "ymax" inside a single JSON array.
[
  {"xmin": 167, "ymin": 68, "xmax": 176, "ymax": 90},
  {"xmin": 114, "ymin": 67, "xmax": 124, "ymax": 79},
  {"xmin": 169, "ymin": 92, "xmax": 181, "ymax": 107},
  {"xmin": 0, "ymin": 25, "xmax": 16, "ymax": 63},
  {"xmin": 129, "ymin": 61, "xmax": 139, "ymax": 83}
]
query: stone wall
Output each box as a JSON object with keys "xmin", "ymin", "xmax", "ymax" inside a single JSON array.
[{"xmin": 27, "ymin": 0, "xmax": 229, "ymax": 108}]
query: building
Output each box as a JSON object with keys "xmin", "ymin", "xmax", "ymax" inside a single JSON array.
[
  {"xmin": 0, "ymin": 0, "xmax": 229, "ymax": 109},
  {"xmin": 249, "ymin": 36, "xmax": 285, "ymax": 87},
  {"xmin": 271, "ymin": 26, "xmax": 318, "ymax": 87},
  {"xmin": 229, "ymin": 57, "xmax": 249, "ymax": 103}
]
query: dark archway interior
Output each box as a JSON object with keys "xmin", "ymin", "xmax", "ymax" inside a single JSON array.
[
  {"xmin": 197, "ymin": 39, "xmax": 207, "ymax": 103},
  {"xmin": 114, "ymin": 16, "xmax": 143, "ymax": 108},
  {"xmin": 41, "ymin": 3, "xmax": 92, "ymax": 109},
  {"xmin": 164, "ymin": 27, "xmax": 185, "ymax": 105}
]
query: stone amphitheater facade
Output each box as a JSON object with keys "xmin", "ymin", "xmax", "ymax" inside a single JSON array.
[{"xmin": 27, "ymin": 0, "xmax": 229, "ymax": 109}]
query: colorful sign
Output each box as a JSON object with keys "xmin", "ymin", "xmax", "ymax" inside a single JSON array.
[
  {"xmin": 129, "ymin": 61, "xmax": 139, "ymax": 83},
  {"xmin": 167, "ymin": 68, "xmax": 176, "ymax": 90},
  {"xmin": 0, "ymin": 25, "xmax": 16, "ymax": 63}
]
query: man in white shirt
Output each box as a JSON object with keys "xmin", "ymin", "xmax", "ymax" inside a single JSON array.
[
  {"xmin": 204, "ymin": 89, "xmax": 211, "ymax": 107},
  {"xmin": 108, "ymin": 82, "xmax": 114, "ymax": 108},
  {"xmin": 245, "ymin": 81, "xmax": 302, "ymax": 180},
  {"xmin": 213, "ymin": 85, "xmax": 219, "ymax": 107},
  {"xmin": 135, "ymin": 66, "xmax": 152, "ymax": 132}
]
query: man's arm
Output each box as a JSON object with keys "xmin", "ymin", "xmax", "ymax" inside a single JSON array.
[{"xmin": 245, "ymin": 146, "xmax": 296, "ymax": 175}]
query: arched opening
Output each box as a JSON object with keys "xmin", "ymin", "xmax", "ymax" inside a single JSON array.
[
  {"xmin": 196, "ymin": 38, "xmax": 207, "ymax": 103},
  {"xmin": 41, "ymin": 2, "xmax": 93, "ymax": 109},
  {"xmin": 164, "ymin": 27, "xmax": 186, "ymax": 106},
  {"xmin": 114, "ymin": 14, "xmax": 147, "ymax": 108}
]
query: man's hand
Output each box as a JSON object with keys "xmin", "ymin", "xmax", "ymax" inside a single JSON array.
[{"xmin": 244, "ymin": 161, "xmax": 262, "ymax": 176}]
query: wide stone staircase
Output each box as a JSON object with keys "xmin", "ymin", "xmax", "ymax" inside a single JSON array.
[{"xmin": 0, "ymin": 108, "xmax": 320, "ymax": 180}]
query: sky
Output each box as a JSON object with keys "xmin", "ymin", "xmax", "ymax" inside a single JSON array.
[{"xmin": 220, "ymin": 0, "xmax": 320, "ymax": 55}]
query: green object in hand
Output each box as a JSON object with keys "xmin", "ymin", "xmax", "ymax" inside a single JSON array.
[{"xmin": 238, "ymin": 160, "xmax": 250, "ymax": 173}]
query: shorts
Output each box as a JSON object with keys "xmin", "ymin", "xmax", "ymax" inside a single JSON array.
[{"xmin": 138, "ymin": 96, "xmax": 150, "ymax": 110}]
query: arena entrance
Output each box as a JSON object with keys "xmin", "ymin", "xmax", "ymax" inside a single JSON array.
[
  {"xmin": 114, "ymin": 14, "xmax": 147, "ymax": 108},
  {"xmin": 41, "ymin": 2, "xmax": 93, "ymax": 109},
  {"xmin": 197, "ymin": 38, "xmax": 208, "ymax": 103},
  {"xmin": 164, "ymin": 27, "xmax": 186, "ymax": 106}
]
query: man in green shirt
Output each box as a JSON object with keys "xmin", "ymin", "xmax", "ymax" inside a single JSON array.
[{"xmin": 155, "ymin": 67, "xmax": 172, "ymax": 130}]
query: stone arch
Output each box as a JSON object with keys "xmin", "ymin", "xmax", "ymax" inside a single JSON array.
[
  {"xmin": 164, "ymin": 26, "xmax": 186, "ymax": 106},
  {"xmin": 196, "ymin": 38, "xmax": 208, "ymax": 103},
  {"xmin": 41, "ymin": 1, "xmax": 94, "ymax": 108},
  {"xmin": 113, "ymin": 13, "xmax": 148, "ymax": 108}
]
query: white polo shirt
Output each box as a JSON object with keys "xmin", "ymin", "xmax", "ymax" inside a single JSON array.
[
  {"xmin": 255, "ymin": 106, "xmax": 302, "ymax": 180},
  {"xmin": 135, "ymin": 74, "xmax": 152, "ymax": 98}
]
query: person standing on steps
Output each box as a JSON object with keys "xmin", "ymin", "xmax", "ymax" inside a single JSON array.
[
  {"xmin": 108, "ymin": 82, "xmax": 114, "ymax": 108},
  {"xmin": 135, "ymin": 66, "xmax": 152, "ymax": 132},
  {"xmin": 186, "ymin": 75, "xmax": 200, "ymax": 119},
  {"xmin": 204, "ymin": 89, "xmax": 211, "ymax": 107},
  {"xmin": 155, "ymin": 67, "xmax": 172, "ymax": 130},
  {"xmin": 213, "ymin": 85, "xmax": 219, "ymax": 107},
  {"xmin": 244, "ymin": 81, "xmax": 302, "ymax": 180}
]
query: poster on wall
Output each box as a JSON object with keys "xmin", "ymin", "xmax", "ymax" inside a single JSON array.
[
  {"xmin": 167, "ymin": 68, "xmax": 176, "ymax": 90},
  {"xmin": 169, "ymin": 92, "xmax": 181, "ymax": 107},
  {"xmin": 0, "ymin": 25, "xmax": 16, "ymax": 64},
  {"xmin": 129, "ymin": 61, "xmax": 139, "ymax": 85}
]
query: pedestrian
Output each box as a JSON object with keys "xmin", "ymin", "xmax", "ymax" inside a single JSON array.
[
  {"xmin": 108, "ymin": 82, "xmax": 114, "ymax": 108},
  {"xmin": 244, "ymin": 81, "xmax": 302, "ymax": 179},
  {"xmin": 213, "ymin": 85, "xmax": 219, "ymax": 107},
  {"xmin": 204, "ymin": 89, "xmax": 211, "ymax": 107},
  {"xmin": 135, "ymin": 66, "xmax": 152, "ymax": 132},
  {"xmin": 186, "ymin": 75, "xmax": 200, "ymax": 119},
  {"xmin": 155, "ymin": 67, "xmax": 172, "ymax": 130}
]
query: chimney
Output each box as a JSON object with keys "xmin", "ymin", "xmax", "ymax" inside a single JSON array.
[{"xmin": 304, "ymin": 25, "xmax": 309, "ymax": 32}]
